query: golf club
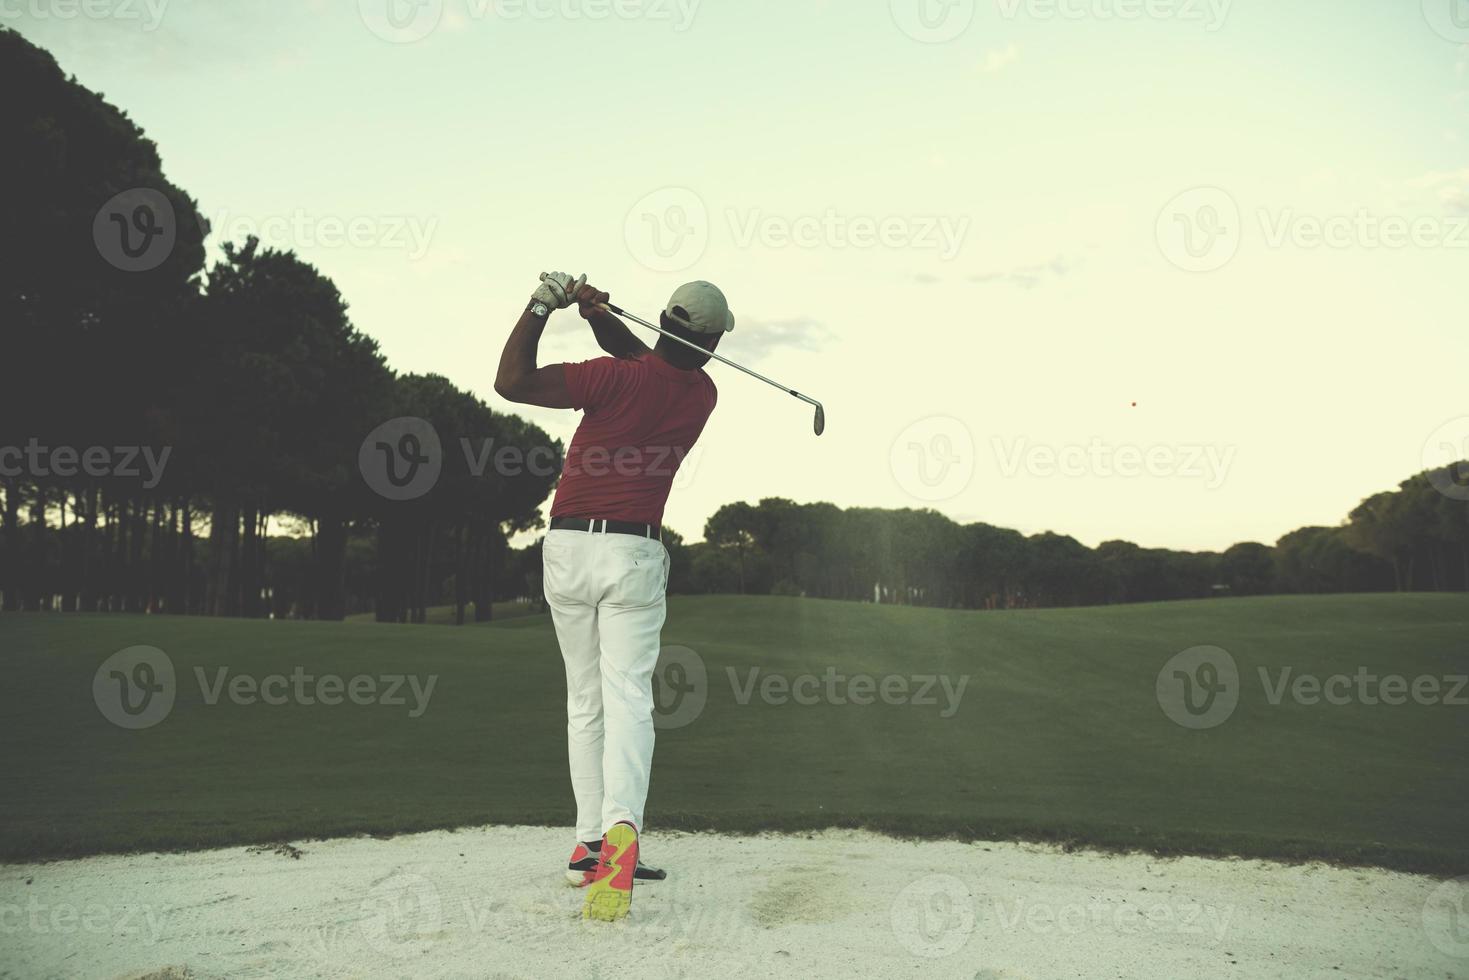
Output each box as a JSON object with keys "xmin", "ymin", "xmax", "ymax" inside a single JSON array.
[{"xmin": 595, "ymin": 299, "xmax": 826, "ymax": 437}]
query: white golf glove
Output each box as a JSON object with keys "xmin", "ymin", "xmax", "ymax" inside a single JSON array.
[{"xmin": 533, "ymin": 271, "xmax": 586, "ymax": 310}]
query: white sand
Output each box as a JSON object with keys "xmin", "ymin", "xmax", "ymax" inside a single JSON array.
[{"xmin": 2, "ymin": 827, "xmax": 1464, "ymax": 979}]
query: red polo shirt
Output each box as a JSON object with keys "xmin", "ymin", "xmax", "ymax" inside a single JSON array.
[{"xmin": 550, "ymin": 353, "xmax": 717, "ymax": 526}]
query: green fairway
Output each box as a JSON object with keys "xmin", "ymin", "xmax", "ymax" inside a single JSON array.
[
  {"xmin": 342, "ymin": 601, "xmax": 542, "ymax": 626},
  {"xmin": 1, "ymin": 594, "xmax": 1465, "ymax": 874}
]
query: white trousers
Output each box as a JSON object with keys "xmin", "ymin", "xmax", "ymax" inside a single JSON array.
[{"xmin": 542, "ymin": 527, "xmax": 669, "ymax": 843}]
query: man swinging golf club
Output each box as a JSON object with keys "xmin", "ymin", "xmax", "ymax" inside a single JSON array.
[{"xmin": 495, "ymin": 270, "xmax": 732, "ymax": 921}]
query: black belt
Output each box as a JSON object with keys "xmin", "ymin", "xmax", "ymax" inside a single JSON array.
[{"xmin": 550, "ymin": 516, "xmax": 660, "ymax": 540}]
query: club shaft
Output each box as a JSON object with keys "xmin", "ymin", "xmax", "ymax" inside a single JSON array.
[{"xmin": 601, "ymin": 303, "xmax": 820, "ymax": 409}]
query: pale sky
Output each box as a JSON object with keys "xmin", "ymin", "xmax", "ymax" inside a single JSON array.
[{"xmin": 14, "ymin": 0, "xmax": 1469, "ymax": 550}]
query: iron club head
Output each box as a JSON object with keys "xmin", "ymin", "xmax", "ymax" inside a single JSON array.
[{"xmin": 813, "ymin": 403, "xmax": 825, "ymax": 436}]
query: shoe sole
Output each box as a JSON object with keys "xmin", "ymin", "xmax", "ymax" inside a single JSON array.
[
  {"xmin": 567, "ymin": 866, "xmax": 662, "ymax": 887},
  {"xmin": 582, "ymin": 824, "xmax": 638, "ymax": 922}
]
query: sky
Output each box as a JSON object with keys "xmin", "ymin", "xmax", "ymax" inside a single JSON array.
[{"xmin": 12, "ymin": 0, "xmax": 1469, "ymax": 550}]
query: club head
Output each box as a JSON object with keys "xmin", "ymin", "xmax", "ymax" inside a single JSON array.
[{"xmin": 813, "ymin": 403, "xmax": 825, "ymax": 436}]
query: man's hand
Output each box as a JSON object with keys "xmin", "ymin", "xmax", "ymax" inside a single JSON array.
[
  {"xmin": 533, "ymin": 271, "xmax": 587, "ymax": 311},
  {"xmin": 575, "ymin": 283, "xmax": 611, "ymax": 319}
]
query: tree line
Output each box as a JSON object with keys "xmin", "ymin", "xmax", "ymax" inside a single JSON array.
[
  {"xmin": 0, "ymin": 29, "xmax": 556, "ymax": 622},
  {"xmin": 658, "ymin": 463, "xmax": 1466, "ymax": 607}
]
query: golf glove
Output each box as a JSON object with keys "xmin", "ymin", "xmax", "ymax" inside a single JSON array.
[{"xmin": 533, "ymin": 271, "xmax": 586, "ymax": 311}]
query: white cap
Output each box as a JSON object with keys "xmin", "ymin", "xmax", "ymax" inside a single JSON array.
[{"xmin": 664, "ymin": 281, "xmax": 735, "ymax": 335}]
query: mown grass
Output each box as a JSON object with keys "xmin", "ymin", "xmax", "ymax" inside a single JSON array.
[
  {"xmin": 342, "ymin": 600, "xmax": 541, "ymax": 626},
  {"xmin": 1, "ymin": 593, "xmax": 1464, "ymax": 874}
]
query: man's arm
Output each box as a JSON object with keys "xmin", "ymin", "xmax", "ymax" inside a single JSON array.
[
  {"xmin": 577, "ymin": 287, "xmax": 651, "ymax": 360},
  {"xmin": 495, "ymin": 272, "xmax": 645, "ymax": 406},
  {"xmin": 494, "ymin": 305, "xmax": 573, "ymax": 408}
]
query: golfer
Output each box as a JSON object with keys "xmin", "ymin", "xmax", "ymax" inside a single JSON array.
[{"xmin": 494, "ymin": 271, "xmax": 732, "ymax": 921}]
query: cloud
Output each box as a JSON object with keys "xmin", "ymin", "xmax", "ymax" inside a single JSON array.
[
  {"xmin": 10, "ymin": 3, "xmax": 333, "ymax": 75},
  {"xmin": 1405, "ymin": 167, "xmax": 1469, "ymax": 188},
  {"xmin": 1405, "ymin": 168, "xmax": 1469, "ymax": 213},
  {"xmin": 726, "ymin": 316, "xmax": 836, "ymax": 359},
  {"xmin": 979, "ymin": 42, "xmax": 1021, "ymax": 75},
  {"xmin": 968, "ymin": 254, "xmax": 1077, "ymax": 290}
]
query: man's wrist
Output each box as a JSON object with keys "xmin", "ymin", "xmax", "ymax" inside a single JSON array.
[{"xmin": 526, "ymin": 299, "xmax": 551, "ymax": 319}]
